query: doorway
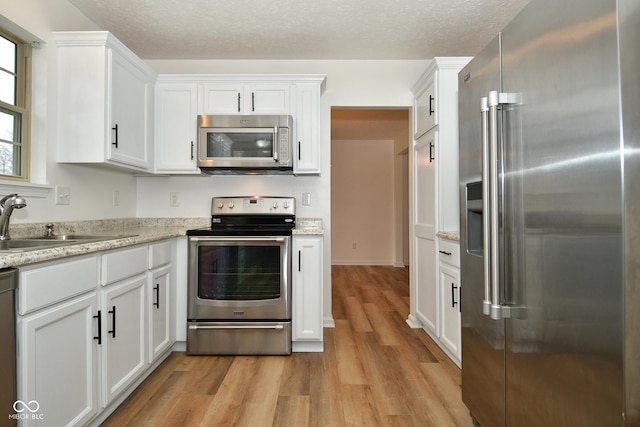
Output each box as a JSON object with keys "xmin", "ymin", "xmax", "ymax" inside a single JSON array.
[{"xmin": 330, "ymin": 108, "xmax": 410, "ymax": 266}]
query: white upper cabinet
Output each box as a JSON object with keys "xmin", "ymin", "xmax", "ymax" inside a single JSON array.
[
  {"xmin": 411, "ymin": 57, "xmax": 472, "ymax": 233},
  {"xmin": 414, "ymin": 78, "xmax": 437, "ymax": 138},
  {"xmin": 293, "ymin": 82, "xmax": 322, "ymax": 174},
  {"xmin": 55, "ymin": 31, "xmax": 156, "ymax": 172},
  {"xmin": 154, "ymin": 81, "xmax": 199, "ymax": 173},
  {"xmin": 201, "ymin": 82, "xmax": 291, "ymax": 115}
]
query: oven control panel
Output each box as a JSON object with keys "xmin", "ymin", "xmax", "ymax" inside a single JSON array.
[{"xmin": 211, "ymin": 196, "xmax": 295, "ymax": 215}]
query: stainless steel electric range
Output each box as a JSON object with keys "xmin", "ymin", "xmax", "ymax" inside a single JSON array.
[{"xmin": 186, "ymin": 196, "xmax": 295, "ymax": 355}]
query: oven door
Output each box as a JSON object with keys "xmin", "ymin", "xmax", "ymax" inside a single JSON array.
[{"xmin": 188, "ymin": 235, "xmax": 291, "ymax": 321}]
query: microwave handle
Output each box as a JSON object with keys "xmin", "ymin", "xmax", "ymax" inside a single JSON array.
[{"xmin": 273, "ymin": 126, "xmax": 279, "ymax": 162}]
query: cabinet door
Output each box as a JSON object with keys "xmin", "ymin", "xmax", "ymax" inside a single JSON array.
[
  {"xmin": 101, "ymin": 275, "xmax": 147, "ymax": 406},
  {"xmin": 148, "ymin": 266, "xmax": 172, "ymax": 362},
  {"xmin": 201, "ymin": 83, "xmax": 244, "ymax": 114},
  {"xmin": 201, "ymin": 82, "xmax": 291, "ymax": 114},
  {"xmin": 18, "ymin": 293, "xmax": 99, "ymax": 427},
  {"xmin": 292, "ymin": 236, "xmax": 323, "ymax": 341},
  {"xmin": 108, "ymin": 49, "xmax": 152, "ymax": 169},
  {"xmin": 439, "ymin": 264, "xmax": 461, "ymax": 365},
  {"xmin": 155, "ymin": 83, "xmax": 199, "ymax": 172},
  {"xmin": 413, "ymin": 129, "xmax": 438, "ymax": 335},
  {"xmin": 293, "ymin": 83, "xmax": 321, "ymax": 174},
  {"xmin": 414, "ymin": 75, "xmax": 437, "ymax": 138},
  {"xmin": 248, "ymin": 83, "xmax": 291, "ymax": 114}
]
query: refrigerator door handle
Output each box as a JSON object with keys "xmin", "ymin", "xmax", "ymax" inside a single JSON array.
[
  {"xmin": 481, "ymin": 96, "xmax": 492, "ymax": 316},
  {"xmin": 488, "ymin": 91, "xmax": 502, "ymax": 320}
]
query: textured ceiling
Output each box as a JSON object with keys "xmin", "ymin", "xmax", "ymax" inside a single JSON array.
[{"xmin": 67, "ymin": 0, "xmax": 530, "ymax": 60}]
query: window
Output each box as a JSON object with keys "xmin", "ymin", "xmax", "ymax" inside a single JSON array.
[{"xmin": 0, "ymin": 29, "xmax": 30, "ymax": 180}]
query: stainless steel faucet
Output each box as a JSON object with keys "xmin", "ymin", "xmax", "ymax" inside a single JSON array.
[{"xmin": 0, "ymin": 194, "xmax": 27, "ymax": 240}]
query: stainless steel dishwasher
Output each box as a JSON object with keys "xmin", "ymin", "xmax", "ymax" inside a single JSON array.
[{"xmin": 0, "ymin": 268, "xmax": 17, "ymax": 426}]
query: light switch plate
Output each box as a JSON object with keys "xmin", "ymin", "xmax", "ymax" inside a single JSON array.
[{"xmin": 55, "ymin": 185, "xmax": 70, "ymax": 205}]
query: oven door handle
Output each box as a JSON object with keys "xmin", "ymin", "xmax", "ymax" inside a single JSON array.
[
  {"xmin": 189, "ymin": 237, "xmax": 287, "ymax": 243},
  {"xmin": 189, "ymin": 324, "xmax": 285, "ymax": 330}
]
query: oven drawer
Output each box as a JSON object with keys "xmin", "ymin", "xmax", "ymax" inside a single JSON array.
[{"xmin": 187, "ymin": 321, "xmax": 291, "ymax": 355}]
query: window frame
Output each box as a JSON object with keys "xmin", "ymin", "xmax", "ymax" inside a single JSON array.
[{"xmin": 0, "ymin": 28, "xmax": 31, "ymax": 182}]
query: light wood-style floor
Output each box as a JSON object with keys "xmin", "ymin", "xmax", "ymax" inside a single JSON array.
[{"xmin": 102, "ymin": 265, "xmax": 472, "ymax": 426}]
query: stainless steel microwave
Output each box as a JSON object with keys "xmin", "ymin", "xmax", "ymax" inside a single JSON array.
[{"xmin": 197, "ymin": 115, "xmax": 293, "ymax": 174}]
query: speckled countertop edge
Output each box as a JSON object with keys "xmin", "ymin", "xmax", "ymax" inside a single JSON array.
[
  {"xmin": 2, "ymin": 217, "xmax": 323, "ymax": 269},
  {"xmin": 437, "ymin": 231, "xmax": 460, "ymax": 241},
  {"xmin": 293, "ymin": 218, "xmax": 324, "ymax": 235}
]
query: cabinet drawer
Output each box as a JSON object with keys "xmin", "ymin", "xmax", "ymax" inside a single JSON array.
[
  {"xmin": 149, "ymin": 240, "xmax": 172, "ymax": 269},
  {"xmin": 438, "ymin": 239, "xmax": 460, "ymax": 268},
  {"xmin": 19, "ymin": 255, "xmax": 99, "ymax": 315},
  {"xmin": 101, "ymin": 245, "xmax": 148, "ymax": 285}
]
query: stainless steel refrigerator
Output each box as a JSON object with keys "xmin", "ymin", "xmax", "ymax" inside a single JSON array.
[{"xmin": 458, "ymin": 0, "xmax": 640, "ymax": 425}]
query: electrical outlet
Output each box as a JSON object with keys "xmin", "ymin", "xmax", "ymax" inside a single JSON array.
[
  {"xmin": 302, "ymin": 192, "xmax": 311, "ymax": 206},
  {"xmin": 113, "ymin": 190, "xmax": 120, "ymax": 207},
  {"xmin": 352, "ymin": 242, "xmax": 357, "ymax": 249},
  {"xmin": 55, "ymin": 185, "xmax": 70, "ymax": 205},
  {"xmin": 170, "ymin": 192, "xmax": 179, "ymax": 207}
]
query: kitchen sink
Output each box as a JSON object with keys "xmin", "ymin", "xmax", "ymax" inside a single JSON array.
[
  {"xmin": 24, "ymin": 234, "xmax": 126, "ymax": 241},
  {"xmin": 0, "ymin": 239, "xmax": 72, "ymax": 251},
  {"xmin": 0, "ymin": 234, "xmax": 136, "ymax": 252}
]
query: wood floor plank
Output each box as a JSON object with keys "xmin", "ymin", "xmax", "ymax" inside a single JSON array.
[
  {"xmin": 420, "ymin": 362, "xmax": 473, "ymax": 426},
  {"xmin": 273, "ymin": 395, "xmax": 311, "ymax": 427},
  {"xmin": 340, "ymin": 384, "xmax": 382, "ymax": 426},
  {"xmin": 344, "ymin": 295, "xmax": 373, "ymax": 332},
  {"xmin": 197, "ymin": 356, "xmax": 259, "ymax": 426},
  {"xmin": 102, "ymin": 265, "xmax": 472, "ymax": 427},
  {"xmin": 234, "ymin": 357, "xmax": 285, "ymax": 426},
  {"xmin": 362, "ymin": 302, "xmax": 403, "ymax": 346},
  {"xmin": 279, "ymin": 352, "xmax": 311, "ymax": 396},
  {"xmin": 333, "ymin": 319, "xmax": 368, "ymax": 385},
  {"xmin": 309, "ymin": 328, "xmax": 346, "ymax": 427}
]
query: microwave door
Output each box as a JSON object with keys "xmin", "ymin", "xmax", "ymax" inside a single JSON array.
[{"xmin": 200, "ymin": 128, "xmax": 278, "ymax": 168}]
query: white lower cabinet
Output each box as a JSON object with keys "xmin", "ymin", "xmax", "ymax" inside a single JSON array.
[
  {"xmin": 148, "ymin": 265, "xmax": 172, "ymax": 362},
  {"xmin": 292, "ymin": 236, "xmax": 323, "ymax": 350},
  {"xmin": 17, "ymin": 240, "xmax": 175, "ymax": 426},
  {"xmin": 438, "ymin": 239, "xmax": 461, "ymax": 367},
  {"xmin": 439, "ymin": 264, "xmax": 461, "ymax": 365},
  {"xmin": 100, "ymin": 275, "xmax": 147, "ymax": 407},
  {"xmin": 19, "ymin": 292, "xmax": 99, "ymax": 427}
]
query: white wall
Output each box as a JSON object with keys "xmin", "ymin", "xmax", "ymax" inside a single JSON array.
[{"xmin": 331, "ymin": 139, "xmax": 395, "ymax": 265}]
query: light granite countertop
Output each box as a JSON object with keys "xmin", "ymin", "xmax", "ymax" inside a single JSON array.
[
  {"xmin": 1, "ymin": 217, "xmax": 323, "ymax": 269},
  {"xmin": 437, "ymin": 231, "xmax": 460, "ymax": 241}
]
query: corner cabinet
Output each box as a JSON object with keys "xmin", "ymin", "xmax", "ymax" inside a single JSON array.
[
  {"xmin": 408, "ymin": 57, "xmax": 470, "ymax": 366},
  {"xmin": 154, "ymin": 75, "xmax": 325, "ymax": 174},
  {"xmin": 292, "ymin": 235, "xmax": 323, "ymax": 352},
  {"xmin": 55, "ymin": 31, "xmax": 156, "ymax": 172}
]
